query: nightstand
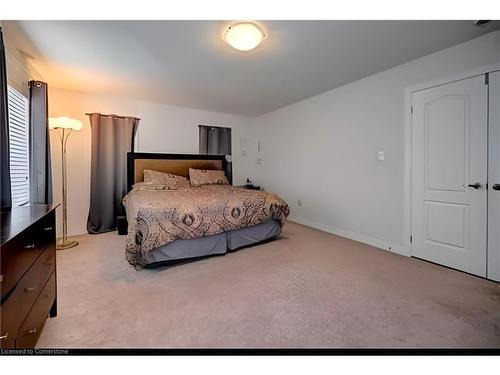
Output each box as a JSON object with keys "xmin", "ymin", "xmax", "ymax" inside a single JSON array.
[
  {"xmin": 117, "ymin": 215, "xmax": 128, "ymax": 235},
  {"xmin": 238, "ymin": 184, "xmax": 261, "ymax": 191}
]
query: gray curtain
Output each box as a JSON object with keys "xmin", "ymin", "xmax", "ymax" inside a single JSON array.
[
  {"xmin": 87, "ymin": 113, "xmax": 139, "ymax": 234},
  {"xmin": 199, "ymin": 125, "xmax": 232, "ymax": 183},
  {"xmin": 29, "ymin": 80, "xmax": 52, "ymax": 204},
  {"xmin": 0, "ymin": 27, "xmax": 11, "ymax": 209}
]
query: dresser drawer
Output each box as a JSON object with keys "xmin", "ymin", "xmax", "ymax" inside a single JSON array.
[
  {"xmin": 19, "ymin": 246, "xmax": 56, "ymax": 308},
  {"xmin": 0, "ymin": 245, "xmax": 56, "ymax": 347},
  {"xmin": 0, "ymin": 211, "xmax": 55, "ymax": 300},
  {"xmin": 15, "ymin": 272, "xmax": 56, "ymax": 349},
  {"xmin": 0, "ymin": 309, "xmax": 15, "ymax": 348}
]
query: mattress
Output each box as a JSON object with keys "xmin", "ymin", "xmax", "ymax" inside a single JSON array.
[{"xmin": 146, "ymin": 219, "xmax": 282, "ymax": 265}]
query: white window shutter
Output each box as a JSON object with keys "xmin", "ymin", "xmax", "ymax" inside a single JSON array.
[{"xmin": 8, "ymin": 85, "xmax": 30, "ymax": 207}]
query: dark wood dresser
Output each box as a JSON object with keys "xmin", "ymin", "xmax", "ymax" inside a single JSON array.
[{"xmin": 0, "ymin": 204, "xmax": 58, "ymax": 349}]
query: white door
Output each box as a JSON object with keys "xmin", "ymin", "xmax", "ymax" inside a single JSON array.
[
  {"xmin": 488, "ymin": 71, "xmax": 500, "ymax": 281},
  {"xmin": 411, "ymin": 75, "xmax": 488, "ymax": 277}
]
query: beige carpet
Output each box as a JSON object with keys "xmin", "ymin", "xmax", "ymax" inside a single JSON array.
[{"xmin": 37, "ymin": 222, "xmax": 500, "ymax": 348}]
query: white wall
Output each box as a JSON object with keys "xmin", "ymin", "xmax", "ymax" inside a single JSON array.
[
  {"xmin": 249, "ymin": 31, "xmax": 500, "ymax": 254},
  {"xmin": 48, "ymin": 88, "xmax": 253, "ymax": 236},
  {"xmin": 2, "ymin": 20, "xmax": 43, "ymax": 91}
]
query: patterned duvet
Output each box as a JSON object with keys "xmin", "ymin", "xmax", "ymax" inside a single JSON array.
[{"xmin": 123, "ymin": 185, "xmax": 290, "ymax": 268}]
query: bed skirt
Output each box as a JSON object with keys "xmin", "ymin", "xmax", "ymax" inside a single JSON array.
[{"xmin": 145, "ymin": 220, "xmax": 282, "ymax": 266}]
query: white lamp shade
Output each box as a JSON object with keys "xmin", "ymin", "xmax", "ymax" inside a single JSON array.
[
  {"xmin": 223, "ymin": 22, "xmax": 265, "ymax": 51},
  {"xmin": 49, "ymin": 116, "xmax": 83, "ymax": 131}
]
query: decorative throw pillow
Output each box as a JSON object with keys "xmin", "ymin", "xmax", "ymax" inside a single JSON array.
[
  {"xmin": 189, "ymin": 168, "xmax": 229, "ymax": 187},
  {"xmin": 143, "ymin": 169, "xmax": 190, "ymax": 189}
]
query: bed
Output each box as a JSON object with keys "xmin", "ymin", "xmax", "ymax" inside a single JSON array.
[{"xmin": 123, "ymin": 153, "xmax": 290, "ymax": 269}]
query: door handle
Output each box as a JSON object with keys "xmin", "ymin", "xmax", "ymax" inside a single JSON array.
[
  {"xmin": 468, "ymin": 183, "xmax": 482, "ymax": 189},
  {"xmin": 493, "ymin": 183, "xmax": 500, "ymax": 191}
]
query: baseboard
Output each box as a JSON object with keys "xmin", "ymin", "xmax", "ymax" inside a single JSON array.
[{"xmin": 288, "ymin": 216, "xmax": 410, "ymax": 257}]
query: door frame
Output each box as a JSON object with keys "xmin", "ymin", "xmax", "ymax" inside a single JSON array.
[{"xmin": 403, "ymin": 63, "xmax": 500, "ymax": 278}]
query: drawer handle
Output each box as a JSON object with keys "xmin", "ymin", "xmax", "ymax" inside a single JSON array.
[
  {"xmin": 26, "ymin": 328, "xmax": 37, "ymax": 335},
  {"xmin": 24, "ymin": 286, "xmax": 37, "ymax": 292},
  {"xmin": 24, "ymin": 243, "xmax": 36, "ymax": 249},
  {"xmin": 0, "ymin": 333, "xmax": 8, "ymax": 340},
  {"xmin": 43, "ymin": 226, "xmax": 53, "ymax": 231}
]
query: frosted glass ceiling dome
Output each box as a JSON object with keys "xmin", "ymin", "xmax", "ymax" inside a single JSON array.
[{"xmin": 223, "ymin": 22, "xmax": 265, "ymax": 51}]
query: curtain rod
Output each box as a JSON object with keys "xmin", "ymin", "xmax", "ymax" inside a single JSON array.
[
  {"xmin": 86, "ymin": 113, "xmax": 141, "ymax": 120},
  {"xmin": 199, "ymin": 124, "xmax": 230, "ymax": 129}
]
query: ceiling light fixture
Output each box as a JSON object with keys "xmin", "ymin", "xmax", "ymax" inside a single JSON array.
[{"xmin": 223, "ymin": 22, "xmax": 265, "ymax": 51}]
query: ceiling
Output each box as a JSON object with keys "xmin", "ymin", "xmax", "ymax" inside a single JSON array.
[{"xmin": 4, "ymin": 20, "xmax": 500, "ymax": 116}]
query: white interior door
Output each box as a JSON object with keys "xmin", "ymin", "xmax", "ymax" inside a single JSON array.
[
  {"xmin": 488, "ymin": 71, "xmax": 500, "ymax": 281},
  {"xmin": 411, "ymin": 75, "xmax": 488, "ymax": 277}
]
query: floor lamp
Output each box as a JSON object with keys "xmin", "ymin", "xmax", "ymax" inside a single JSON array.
[{"xmin": 49, "ymin": 116, "xmax": 83, "ymax": 250}]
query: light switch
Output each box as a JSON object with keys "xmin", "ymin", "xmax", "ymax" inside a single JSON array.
[
  {"xmin": 256, "ymin": 158, "xmax": 263, "ymax": 165},
  {"xmin": 378, "ymin": 151, "xmax": 385, "ymax": 161}
]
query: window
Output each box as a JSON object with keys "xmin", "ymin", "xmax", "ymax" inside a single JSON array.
[
  {"xmin": 7, "ymin": 85, "xmax": 30, "ymax": 206},
  {"xmin": 198, "ymin": 125, "xmax": 232, "ymax": 184},
  {"xmin": 198, "ymin": 125, "xmax": 232, "ymax": 155}
]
